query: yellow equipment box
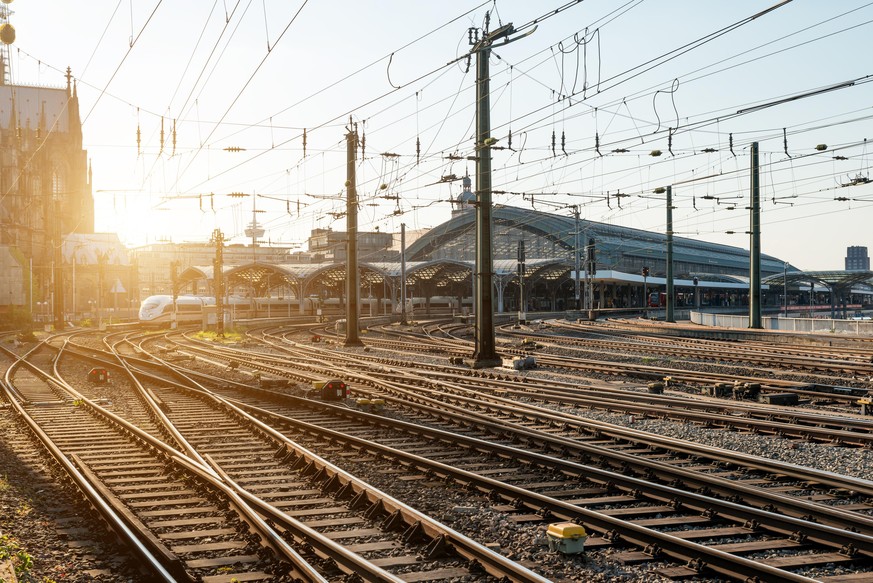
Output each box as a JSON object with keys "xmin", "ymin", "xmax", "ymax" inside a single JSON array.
[{"xmin": 546, "ymin": 522, "xmax": 587, "ymax": 554}]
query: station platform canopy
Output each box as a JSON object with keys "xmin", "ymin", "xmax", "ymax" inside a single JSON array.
[
  {"xmin": 178, "ymin": 260, "xmax": 772, "ymax": 298},
  {"xmin": 762, "ymin": 270, "xmax": 873, "ymax": 291},
  {"xmin": 177, "ymin": 257, "xmax": 573, "ymax": 296},
  {"xmin": 589, "ymin": 270, "xmax": 761, "ymax": 290}
]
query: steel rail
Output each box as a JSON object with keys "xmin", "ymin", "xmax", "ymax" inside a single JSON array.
[
  {"xmin": 63, "ymin": 337, "xmax": 415, "ymax": 582},
  {"xmin": 530, "ymin": 321, "xmax": 873, "ymax": 371},
  {"xmin": 430, "ymin": 367, "xmax": 873, "ymax": 435},
  {"xmin": 357, "ymin": 373, "xmax": 873, "ymax": 528},
  {"xmin": 174, "ymin": 334, "xmax": 873, "ymax": 538},
  {"xmin": 229, "ymin": 394, "xmax": 826, "ymax": 583},
  {"xmin": 203, "ymin": 455, "xmax": 407, "ymax": 583},
  {"xmin": 64, "ymin": 330, "xmax": 873, "ymax": 579},
  {"xmin": 164, "ymin": 329, "xmax": 873, "ymax": 500},
  {"xmin": 231, "ymin": 364, "xmax": 873, "ymax": 543},
  {"xmin": 136, "ymin": 328, "xmax": 872, "ymax": 580},
  {"xmin": 133, "ymin": 346, "xmax": 551, "ymax": 583},
  {"xmin": 0, "ymin": 343, "xmax": 181, "ymax": 582},
  {"xmin": 147, "ymin": 329, "xmax": 873, "ymax": 579},
  {"xmin": 364, "ymin": 324, "xmax": 869, "ymax": 401},
  {"xmin": 397, "ymin": 369, "xmax": 873, "ymax": 446},
  {"xmin": 247, "ymin": 329, "xmax": 873, "ymax": 447},
  {"xmin": 7, "ymin": 340, "xmax": 330, "ymax": 582}
]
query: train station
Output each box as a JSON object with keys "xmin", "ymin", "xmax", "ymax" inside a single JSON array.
[
  {"xmin": 168, "ymin": 194, "xmax": 873, "ymax": 322},
  {"xmin": 6, "ymin": 3, "xmax": 873, "ymax": 582}
]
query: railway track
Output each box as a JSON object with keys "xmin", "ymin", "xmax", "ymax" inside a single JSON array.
[
  {"xmin": 501, "ymin": 321, "xmax": 873, "ymax": 378},
  {"xmin": 7, "ymin": 324, "xmax": 873, "ymax": 582},
  {"xmin": 119, "ymin": 330, "xmax": 869, "ymax": 580},
  {"xmin": 247, "ymin": 325, "xmax": 872, "ymax": 445},
  {"xmin": 360, "ymin": 321, "xmax": 871, "ymax": 408},
  {"xmin": 44, "ymin": 331, "xmax": 546, "ymax": 583}
]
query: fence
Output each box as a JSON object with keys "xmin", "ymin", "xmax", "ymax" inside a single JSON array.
[{"xmin": 691, "ymin": 311, "xmax": 873, "ymax": 336}]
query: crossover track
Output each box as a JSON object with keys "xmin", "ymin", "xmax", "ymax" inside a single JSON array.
[
  {"xmin": 4, "ymin": 332, "xmax": 545, "ymax": 583},
  {"xmin": 127, "ymin": 328, "xmax": 873, "ymax": 581},
  {"xmin": 4, "ymin": 323, "xmax": 872, "ymax": 582}
]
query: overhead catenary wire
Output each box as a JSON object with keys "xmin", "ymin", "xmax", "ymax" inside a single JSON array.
[{"xmin": 17, "ymin": 0, "xmax": 873, "ymax": 257}]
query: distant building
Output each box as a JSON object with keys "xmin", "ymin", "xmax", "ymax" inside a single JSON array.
[
  {"xmin": 846, "ymin": 246, "xmax": 870, "ymax": 270},
  {"xmin": 0, "ymin": 65, "xmax": 93, "ymax": 324},
  {"xmin": 307, "ymin": 228, "xmax": 397, "ymax": 262},
  {"xmin": 451, "ymin": 175, "xmax": 475, "ymax": 217}
]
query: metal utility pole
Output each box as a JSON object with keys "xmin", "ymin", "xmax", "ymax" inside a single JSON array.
[
  {"xmin": 400, "ymin": 223, "xmax": 408, "ymax": 325},
  {"xmin": 344, "ymin": 119, "xmax": 363, "ymax": 346},
  {"xmin": 573, "ymin": 206, "xmax": 581, "ymax": 311},
  {"xmin": 251, "ymin": 194, "xmax": 258, "ymax": 263},
  {"xmin": 666, "ymin": 185, "xmax": 675, "ymax": 323},
  {"xmin": 809, "ymin": 281, "xmax": 814, "ymax": 313},
  {"xmin": 642, "ymin": 266, "xmax": 649, "ymax": 319},
  {"xmin": 517, "ymin": 240, "xmax": 526, "ymax": 324},
  {"xmin": 470, "ymin": 19, "xmax": 529, "ymax": 367},
  {"xmin": 211, "ymin": 228, "xmax": 225, "ymax": 336},
  {"xmin": 53, "ymin": 199, "xmax": 65, "ymax": 330},
  {"xmin": 471, "ymin": 25, "xmax": 498, "ymax": 366},
  {"xmin": 96, "ymin": 253, "xmax": 105, "ymax": 330},
  {"xmin": 585, "ymin": 238, "xmax": 596, "ymax": 313},
  {"xmin": 749, "ymin": 142, "xmax": 762, "ymax": 329},
  {"xmin": 783, "ymin": 262, "xmax": 788, "ymax": 318},
  {"xmin": 170, "ymin": 260, "xmax": 180, "ymax": 329}
]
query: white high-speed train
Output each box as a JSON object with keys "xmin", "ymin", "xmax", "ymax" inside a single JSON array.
[
  {"xmin": 138, "ymin": 294, "xmax": 409, "ymax": 325},
  {"xmin": 138, "ymin": 294, "xmax": 311, "ymax": 324},
  {"xmin": 138, "ymin": 295, "xmax": 216, "ymax": 324}
]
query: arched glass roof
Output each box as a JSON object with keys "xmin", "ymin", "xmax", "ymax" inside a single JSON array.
[
  {"xmin": 406, "ymin": 205, "xmax": 792, "ymax": 276},
  {"xmin": 762, "ymin": 270, "xmax": 873, "ymax": 289},
  {"xmin": 172, "ymin": 205, "xmax": 827, "ymax": 298}
]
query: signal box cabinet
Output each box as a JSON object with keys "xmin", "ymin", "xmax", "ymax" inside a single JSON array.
[
  {"xmin": 88, "ymin": 368, "xmax": 110, "ymax": 384},
  {"xmin": 313, "ymin": 380, "xmax": 347, "ymax": 401}
]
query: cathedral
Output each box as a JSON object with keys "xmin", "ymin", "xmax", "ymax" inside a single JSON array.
[{"xmin": 0, "ymin": 62, "xmax": 94, "ymax": 327}]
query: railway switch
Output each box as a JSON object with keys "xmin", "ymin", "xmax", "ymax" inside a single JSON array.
[
  {"xmin": 859, "ymin": 397, "xmax": 872, "ymax": 416},
  {"xmin": 355, "ymin": 398, "xmax": 385, "ymax": 412},
  {"xmin": 87, "ymin": 368, "xmax": 110, "ymax": 384},
  {"xmin": 759, "ymin": 393, "xmax": 798, "ymax": 406},
  {"xmin": 703, "ymin": 383, "xmax": 732, "ymax": 398},
  {"xmin": 502, "ymin": 356, "xmax": 537, "ymax": 370},
  {"xmin": 259, "ymin": 377, "xmax": 290, "ymax": 389},
  {"xmin": 546, "ymin": 522, "xmax": 587, "ymax": 554},
  {"xmin": 732, "ymin": 382, "xmax": 761, "ymax": 400}
]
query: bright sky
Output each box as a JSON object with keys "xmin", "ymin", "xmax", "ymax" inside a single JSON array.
[{"xmin": 8, "ymin": 0, "xmax": 873, "ymax": 270}]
